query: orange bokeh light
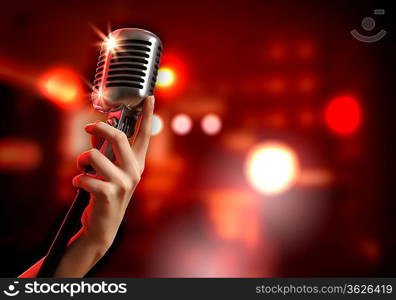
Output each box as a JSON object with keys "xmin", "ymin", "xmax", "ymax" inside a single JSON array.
[
  {"xmin": 38, "ymin": 68, "xmax": 82, "ymax": 109},
  {"xmin": 0, "ymin": 138, "xmax": 41, "ymax": 172}
]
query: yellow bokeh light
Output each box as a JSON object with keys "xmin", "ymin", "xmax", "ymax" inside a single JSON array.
[
  {"xmin": 45, "ymin": 78, "xmax": 77, "ymax": 102},
  {"xmin": 245, "ymin": 142, "xmax": 299, "ymax": 195},
  {"xmin": 156, "ymin": 68, "xmax": 175, "ymax": 87}
]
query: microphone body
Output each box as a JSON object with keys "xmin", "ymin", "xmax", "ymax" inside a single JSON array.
[{"xmin": 37, "ymin": 28, "xmax": 162, "ymax": 277}]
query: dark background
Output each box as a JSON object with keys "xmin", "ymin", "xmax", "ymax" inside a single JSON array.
[{"xmin": 0, "ymin": 0, "xmax": 395, "ymax": 277}]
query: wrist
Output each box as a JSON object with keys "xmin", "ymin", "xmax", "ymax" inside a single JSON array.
[{"xmin": 78, "ymin": 229, "xmax": 113, "ymax": 257}]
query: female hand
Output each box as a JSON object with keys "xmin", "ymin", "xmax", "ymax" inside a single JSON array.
[
  {"xmin": 72, "ymin": 96, "xmax": 155, "ymax": 252},
  {"xmin": 19, "ymin": 96, "xmax": 155, "ymax": 278}
]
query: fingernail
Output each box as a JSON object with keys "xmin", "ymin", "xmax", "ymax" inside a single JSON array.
[
  {"xmin": 149, "ymin": 95, "xmax": 155, "ymax": 105},
  {"xmin": 84, "ymin": 123, "xmax": 95, "ymax": 132}
]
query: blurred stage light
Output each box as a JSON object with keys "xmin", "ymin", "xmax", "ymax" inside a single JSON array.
[
  {"xmin": 298, "ymin": 76, "xmax": 315, "ymax": 93},
  {"xmin": 38, "ymin": 68, "xmax": 81, "ymax": 108},
  {"xmin": 201, "ymin": 113, "xmax": 222, "ymax": 135},
  {"xmin": 206, "ymin": 189, "xmax": 259, "ymax": 248},
  {"xmin": 297, "ymin": 108, "xmax": 315, "ymax": 127},
  {"xmin": 265, "ymin": 77, "xmax": 286, "ymax": 94},
  {"xmin": 245, "ymin": 141, "xmax": 299, "ymax": 195},
  {"xmin": 324, "ymin": 95, "xmax": 362, "ymax": 135},
  {"xmin": 267, "ymin": 44, "xmax": 286, "ymax": 61},
  {"xmin": 156, "ymin": 67, "xmax": 175, "ymax": 87},
  {"xmin": 266, "ymin": 111, "xmax": 287, "ymax": 128},
  {"xmin": 297, "ymin": 41, "xmax": 315, "ymax": 59},
  {"xmin": 298, "ymin": 168, "xmax": 333, "ymax": 187},
  {"xmin": 171, "ymin": 114, "xmax": 192, "ymax": 135},
  {"xmin": 0, "ymin": 138, "xmax": 41, "ymax": 172},
  {"xmin": 151, "ymin": 114, "xmax": 163, "ymax": 136}
]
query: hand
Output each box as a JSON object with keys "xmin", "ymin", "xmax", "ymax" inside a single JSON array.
[
  {"xmin": 18, "ymin": 96, "xmax": 155, "ymax": 278},
  {"xmin": 72, "ymin": 96, "xmax": 154, "ymax": 252}
]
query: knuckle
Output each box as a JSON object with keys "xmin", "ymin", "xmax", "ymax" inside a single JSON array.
[
  {"xmin": 140, "ymin": 163, "xmax": 145, "ymax": 174},
  {"xmin": 100, "ymin": 185, "xmax": 116, "ymax": 200},
  {"xmin": 88, "ymin": 148, "xmax": 100, "ymax": 159},
  {"xmin": 118, "ymin": 177, "xmax": 132, "ymax": 194},
  {"xmin": 113, "ymin": 130, "xmax": 127, "ymax": 143},
  {"xmin": 131, "ymin": 171, "xmax": 141, "ymax": 185}
]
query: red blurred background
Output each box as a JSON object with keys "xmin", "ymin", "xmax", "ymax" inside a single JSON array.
[{"xmin": 0, "ymin": 0, "xmax": 395, "ymax": 277}]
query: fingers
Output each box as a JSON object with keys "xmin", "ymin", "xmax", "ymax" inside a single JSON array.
[
  {"xmin": 85, "ymin": 121, "xmax": 135, "ymax": 171},
  {"xmin": 133, "ymin": 96, "xmax": 155, "ymax": 163},
  {"xmin": 77, "ymin": 148, "xmax": 124, "ymax": 181},
  {"xmin": 72, "ymin": 174, "xmax": 111, "ymax": 196}
]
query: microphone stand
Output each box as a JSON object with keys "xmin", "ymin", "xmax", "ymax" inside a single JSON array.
[{"xmin": 37, "ymin": 106, "xmax": 141, "ymax": 277}]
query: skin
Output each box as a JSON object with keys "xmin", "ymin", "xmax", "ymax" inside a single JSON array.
[{"xmin": 19, "ymin": 96, "xmax": 155, "ymax": 277}]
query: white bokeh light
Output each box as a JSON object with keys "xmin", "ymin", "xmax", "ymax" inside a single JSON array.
[
  {"xmin": 171, "ymin": 114, "xmax": 192, "ymax": 135},
  {"xmin": 151, "ymin": 114, "xmax": 163, "ymax": 136},
  {"xmin": 245, "ymin": 141, "xmax": 299, "ymax": 195},
  {"xmin": 201, "ymin": 113, "xmax": 222, "ymax": 135}
]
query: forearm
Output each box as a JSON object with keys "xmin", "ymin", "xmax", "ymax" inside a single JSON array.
[{"xmin": 18, "ymin": 229, "xmax": 109, "ymax": 278}]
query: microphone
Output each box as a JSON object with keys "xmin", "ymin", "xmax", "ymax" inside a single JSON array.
[
  {"xmin": 92, "ymin": 28, "xmax": 162, "ymax": 112},
  {"xmin": 37, "ymin": 28, "xmax": 162, "ymax": 277}
]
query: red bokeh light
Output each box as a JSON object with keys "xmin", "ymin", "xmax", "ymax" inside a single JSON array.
[
  {"xmin": 264, "ymin": 77, "xmax": 286, "ymax": 94},
  {"xmin": 298, "ymin": 76, "xmax": 315, "ymax": 93},
  {"xmin": 267, "ymin": 44, "xmax": 286, "ymax": 61},
  {"xmin": 297, "ymin": 41, "xmax": 315, "ymax": 59},
  {"xmin": 324, "ymin": 95, "xmax": 362, "ymax": 135},
  {"xmin": 38, "ymin": 67, "xmax": 82, "ymax": 109}
]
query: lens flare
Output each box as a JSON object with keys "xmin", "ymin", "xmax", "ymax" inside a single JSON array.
[
  {"xmin": 156, "ymin": 67, "xmax": 175, "ymax": 87},
  {"xmin": 105, "ymin": 36, "xmax": 117, "ymax": 51},
  {"xmin": 245, "ymin": 142, "xmax": 299, "ymax": 195}
]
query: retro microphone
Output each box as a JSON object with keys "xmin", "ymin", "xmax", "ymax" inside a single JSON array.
[{"xmin": 37, "ymin": 28, "xmax": 162, "ymax": 277}]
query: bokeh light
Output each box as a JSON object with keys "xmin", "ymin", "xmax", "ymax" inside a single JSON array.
[
  {"xmin": 151, "ymin": 114, "xmax": 163, "ymax": 136},
  {"xmin": 265, "ymin": 77, "xmax": 286, "ymax": 94},
  {"xmin": 201, "ymin": 113, "xmax": 222, "ymax": 135},
  {"xmin": 245, "ymin": 141, "xmax": 299, "ymax": 195},
  {"xmin": 298, "ymin": 76, "xmax": 315, "ymax": 93},
  {"xmin": 38, "ymin": 68, "xmax": 82, "ymax": 109},
  {"xmin": 171, "ymin": 114, "xmax": 192, "ymax": 135},
  {"xmin": 156, "ymin": 67, "xmax": 175, "ymax": 87},
  {"xmin": 324, "ymin": 95, "xmax": 362, "ymax": 135},
  {"xmin": 297, "ymin": 41, "xmax": 315, "ymax": 59},
  {"xmin": 267, "ymin": 44, "xmax": 286, "ymax": 61},
  {"xmin": 0, "ymin": 138, "xmax": 42, "ymax": 172}
]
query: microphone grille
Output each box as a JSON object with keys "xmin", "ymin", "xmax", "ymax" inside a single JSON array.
[{"xmin": 92, "ymin": 28, "xmax": 162, "ymax": 110}]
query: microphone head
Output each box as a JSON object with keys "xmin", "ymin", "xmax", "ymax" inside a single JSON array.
[{"xmin": 91, "ymin": 28, "xmax": 162, "ymax": 112}]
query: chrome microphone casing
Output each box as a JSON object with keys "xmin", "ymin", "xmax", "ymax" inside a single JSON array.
[{"xmin": 92, "ymin": 28, "xmax": 162, "ymax": 112}]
